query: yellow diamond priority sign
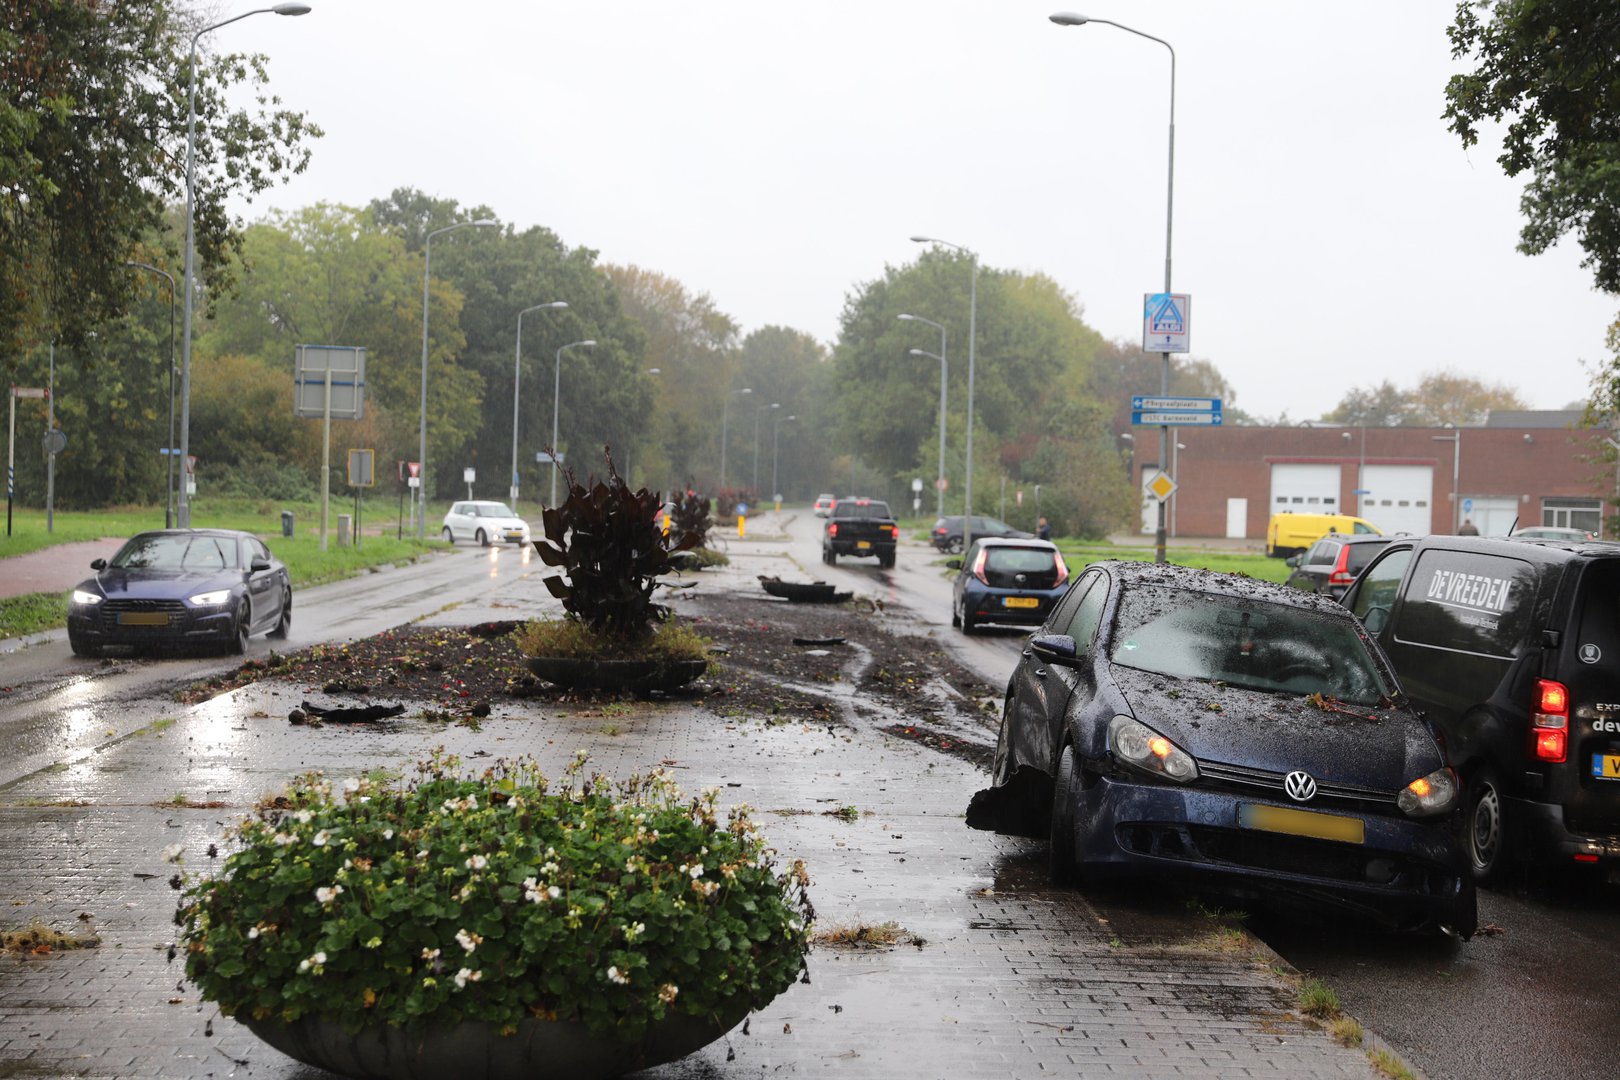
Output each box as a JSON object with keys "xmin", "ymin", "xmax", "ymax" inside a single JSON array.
[{"xmin": 1146, "ymin": 470, "xmax": 1177, "ymax": 502}]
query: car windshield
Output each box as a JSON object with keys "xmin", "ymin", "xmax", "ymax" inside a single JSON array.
[
  {"xmin": 470, "ymin": 503, "xmax": 516, "ymax": 518},
  {"xmin": 111, "ymin": 533, "xmax": 237, "ymax": 572},
  {"xmin": 1108, "ymin": 584, "xmax": 1391, "ymax": 704},
  {"xmin": 983, "ymin": 548, "xmax": 1058, "ymax": 574},
  {"xmin": 836, "ymin": 501, "xmax": 891, "ymax": 519}
]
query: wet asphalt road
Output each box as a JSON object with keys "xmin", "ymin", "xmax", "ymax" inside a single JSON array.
[{"xmin": 0, "ymin": 542, "xmax": 555, "ymax": 790}]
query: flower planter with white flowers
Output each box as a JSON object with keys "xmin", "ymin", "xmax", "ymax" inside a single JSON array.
[{"xmin": 178, "ymin": 752, "xmax": 813, "ymax": 1080}]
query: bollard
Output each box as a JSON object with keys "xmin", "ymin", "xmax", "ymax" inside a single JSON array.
[
  {"xmin": 280, "ymin": 510, "xmax": 295, "ymax": 538},
  {"xmin": 738, "ymin": 514, "xmax": 746, "ymax": 539},
  {"xmin": 337, "ymin": 513, "xmax": 352, "ymax": 548},
  {"xmin": 663, "ymin": 513, "xmax": 670, "ymax": 538}
]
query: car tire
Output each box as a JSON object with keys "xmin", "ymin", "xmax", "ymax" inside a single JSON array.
[
  {"xmin": 442, "ymin": 526, "xmax": 455, "ymax": 544},
  {"xmin": 228, "ymin": 600, "xmax": 250, "ymax": 656},
  {"xmin": 1466, "ymin": 767, "xmax": 1514, "ymax": 885},
  {"xmin": 69, "ymin": 633, "xmax": 99, "ymax": 658},
  {"xmin": 1048, "ymin": 744, "xmax": 1083, "ymax": 886},
  {"xmin": 476, "ymin": 529, "xmax": 489, "ymax": 547},
  {"xmin": 268, "ymin": 587, "xmax": 292, "ymax": 640},
  {"xmin": 960, "ymin": 605, "xmax": 978, "ymax": 635},
  {"xmin": 951, "ymin": 603, "xmax": 961, "ymax": 628},
  {"xmin": 879, "ymin": 552, "xmax": 895, "ymax": 570},
  {"xmin": 947, "ymin": 537, "xmax": 963, "ymax": 554},
  {"xmin": 825, "ymin": 549, "xmax": 837, "ymax": 565}
]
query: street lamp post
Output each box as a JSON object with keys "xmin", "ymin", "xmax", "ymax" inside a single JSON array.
[
  {"xmin": 126, "ymin": 262, "xmax": 177, "ymax": 527},
  {"xmin": 753, "ymin": 402, "xmax": 779, "ymax": 495},
  {"xmin": 899, "ymin": 312, "xmax": 948, "ymax": 518},
  {"xmin": 549, "ymin": 340, "xmax": 597, "ymax": 508},
  {"xmin": 178, "ymin": 2, "xmax": 311, "ymax": 529},
  {"xmin": 625, "ymin": 367, "xmax": 661, "ymax": 488},
  {"xmin": 719, "ymin": 386, "xmax": 751, "ymax": 491},
  {"xmin": 1051, "ymin": 11, "xmax": 1175, "ymax": 563},
  {"xmin": 418, "ymin": 218, "xmax": 498, "ymax": 536},
  {"xmin": 772, "ymin": 413, "xmax": 796, "ymax": 505},
  {"xmin": 510, "ymin": 301, "xmax": 568, "ymax": 507},
  {"xmin": 1432, "ymin": 430, "xmax": 1461, "ymax": 533},
  {"xmin": 910, "ymin": 237, "xmax": 977, "ymax": 550}
]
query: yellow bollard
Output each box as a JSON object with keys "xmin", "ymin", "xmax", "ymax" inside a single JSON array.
[
  {"xmin": 662, "ymin": 512, "xmax": 670, "ymax": 537},
  {"xmin": 738, "ymin": 514, "xmax": 746, "ymax": 539}
]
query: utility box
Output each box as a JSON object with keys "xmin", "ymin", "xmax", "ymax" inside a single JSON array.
[
  {"xmin": 281, "ymin": 510, "xmax": 295, "ymax": 538},
  {"xmin": 337, "ymin": 513, "xmax": 352, "ymax": 547}
]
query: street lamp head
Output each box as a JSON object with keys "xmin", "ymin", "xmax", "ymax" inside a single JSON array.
[
  {"xmin": 546, "ymin": 301, "xmax": 567, "ymax": 309},
  {"xmin": 898, "ymin": 313, "xmax": 917, "ymax": 322},
  {"xmin": 786, "ymin": 415, "xmax": 796, "ymax": 422},
  {"xmin": 739, "ymin": 387, "xmax": 752, "ymax": 396},
  {"xmin": 909, "ymin": 235, "xmax": 933, "ymax": 244},
  {"xmin": 579, "ymin": 339, "xmax": 596, "ymax": 348},
  {"xmin": 1049, "ymin": 12, "xmax": 1090, "ymax": 26},
  {"xmin": 647, "ymin": 367, "xmax": 661, "ymax": 375},
  {"xmin": 272, "ymin": 3, "xmax": 312, "ymax": 14}
]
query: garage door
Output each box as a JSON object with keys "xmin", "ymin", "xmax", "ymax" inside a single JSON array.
[
  {"xmin": 1357, "ymin": 465, "xmax": 1433, "ymax": 537},
  {"xmin": 1270, "ymin": 464, "xmax": 1342, "ymax": 515}
]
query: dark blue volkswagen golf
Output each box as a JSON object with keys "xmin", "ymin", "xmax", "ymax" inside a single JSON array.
[
  {"xmin": 968, "ymin": 560, "xmax": 1476, "ymax": 937},
  {"xmin": 67, "ymin": 529, "xmax": 292, "ymax": 657}
]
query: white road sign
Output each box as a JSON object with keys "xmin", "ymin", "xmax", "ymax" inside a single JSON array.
[{"xmin": 1142, "ymin": 293, "xmax": 1191, "ymax": 353}]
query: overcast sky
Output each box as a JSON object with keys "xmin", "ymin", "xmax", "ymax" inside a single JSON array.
[{"xmin": 231, "ymin": 0, "xmax": 1617, "ymax": 422}]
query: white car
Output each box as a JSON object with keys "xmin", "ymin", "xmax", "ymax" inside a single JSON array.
[
  {"xmin": 813, "ymin": 493, "xmax": 836, "ymax": 517},
  {"xmin": 441, "ymin": 501, "xmax": 531, "ymax": 546}
]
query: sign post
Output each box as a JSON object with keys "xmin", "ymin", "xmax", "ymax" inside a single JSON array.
[
  {"xmin": 295, "ymin": 345, "xmax": 366, "ymax": 552},
  {"xmin": 348, "ymin": 449, "xmax": 375, "ymax": 549}
]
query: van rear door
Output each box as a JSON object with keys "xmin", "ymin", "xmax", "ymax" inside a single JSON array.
[{"xmin": 1560, "ymin": 558, "xmax": 1620, "ymax": 834}]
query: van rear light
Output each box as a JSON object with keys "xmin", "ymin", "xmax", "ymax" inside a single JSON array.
[
  {"xmin": 1531, "ymin": 677, "xmax": 1569, "ymax": 763},
  {"xmin": 971, "ymin": 548, "xmax": 989, "ymax": 585},
  {"xmin": 887, "ymin": 525, "xmax": 898, "ymax": 538}
]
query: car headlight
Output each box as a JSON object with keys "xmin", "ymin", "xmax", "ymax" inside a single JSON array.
[
  {"xmin": 1108, "ymin": 716, "xmax": 1199, "ymax": 783},
  {"xmin": 71, "ymin": 590, "xmax": 103, "ymax": 606},
  {"xmin": 1397, "ymin": 766, "xmax": 1458, "ymax": 817},
  {"xmin": 188, "ymin": 589, "xmax": 232, "ymax": 607}
]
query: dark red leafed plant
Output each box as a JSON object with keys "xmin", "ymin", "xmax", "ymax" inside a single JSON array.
[
  {"xmin": 535, "ymin": 447, "xmax": 699, "ymax": 643},
  {"xmin": 671, "ymin": 487, "xmax": 712, "ymax": 549}
]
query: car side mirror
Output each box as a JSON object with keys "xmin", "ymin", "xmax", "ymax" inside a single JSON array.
[
  {"xmin": 1285, "ymin": 554, "xmax": 1302, "ymax": 568},
  {"xmin": 91, "ymin": 558, "xmax": 107, "ymax": 570},
  {"xmin": 1029, "ymin": 633, "xmax": 1080, "ymax": 666},
  {"xmin": 946, "ymin": 558, "xmax": 963, "ymax": 570},
  {"xmin": 250, "ymin": 557, "xmax": 271, "ymax": 572}
]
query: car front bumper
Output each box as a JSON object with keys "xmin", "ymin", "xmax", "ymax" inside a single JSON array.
[
  {"xmin": 68, "ymin": 601, "xmax": 236, "ymax": 648},
  {"xmin": 1063, "ymin": 773, "xmax": 1476, "ymax": 935}
]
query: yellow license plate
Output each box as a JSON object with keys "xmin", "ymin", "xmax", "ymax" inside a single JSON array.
[
  {"xmin": 118, "ymin": 612, "xmax": 170, "ymax": 626},
  {"xmin": 1591, "ymin": 754, "xmax": 1620, "ymax": 780},
  {"xmin": 1004, "ymin": 597, "xmax": 1039, "ymax": 609},
  {"xmin": 1238, "ymin": 803, "xmax": 1364, "ymax": 844},
  {"xmin": 856, "ymin": 541, "xmax": 871, "ymax": 550}
]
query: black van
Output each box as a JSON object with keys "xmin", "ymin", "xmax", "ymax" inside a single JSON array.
[{"xmin": 1341, "ymin": 535, "xmax": 1620, "ymax": 883}]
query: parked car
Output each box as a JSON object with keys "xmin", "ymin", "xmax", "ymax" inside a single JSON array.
[
  {"xmin": 930, "ymin": 514, "xmax": 1032, "ymax": 554},
  {"xmin": 1510, "ymin": 526, "xmax": 1593, "ymax": 541},
  {"xmin": 1284, "ymin": 534, "xmax": 1398, "ymax": 600},
  {"xmin": 1266, "ymin": 512, "xmax": 1382, "ymax": 559},
  {"xmin": 1342, "ymin": 534, "xmax": 1620, "ymax": 884},
  {"xmin": 67, "ymin": 529, "xmax": 292, "ymax": 657},
  {"xmin": 812, "ymin": 493, "xmax": 836, "ymax": 517},
  {"xmin": 951, "ymin": 538, "xmax": 1069, "ymax": 634},
  {"xmin": 823, "ymin": 498, "xmax": 898, "ymax": 568},
  {"xmin": 970, "ymin": 560, "xmax": 1476, "ymax": 936},
  {"xmin": 441, "ymin": 501, "xmax": 531, "ymax": 546}
]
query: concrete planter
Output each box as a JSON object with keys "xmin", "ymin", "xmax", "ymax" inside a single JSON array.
[
  {"xmin": 243, "ymin": 1001, "xmax": 748, "ymax": 1080},
  {"xmin": 524, "ymin": 655, "xmax": 708, "ymax": 692}
]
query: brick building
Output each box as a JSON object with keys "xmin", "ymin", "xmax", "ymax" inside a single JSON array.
[{"xmin": 1128, "ymin": 410, "xmax": 1614, "ymax": 540}]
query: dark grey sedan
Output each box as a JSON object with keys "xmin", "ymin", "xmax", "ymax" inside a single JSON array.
[
  {"xmin": 67, "ymin": 529, "xmax": 292, "ymax": 656},
  {"xmin": 969, "ymin": 560, "xmax": 1476, "ymax": 937}
]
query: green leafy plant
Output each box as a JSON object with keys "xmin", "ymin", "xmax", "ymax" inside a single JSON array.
[
  {"xmin": 178, "ymin": 751, "xmax": 813, "ymax": 1038},
  {"xmin": 536, "ymin": 449, "xmax": 699, "ymax": 643}
]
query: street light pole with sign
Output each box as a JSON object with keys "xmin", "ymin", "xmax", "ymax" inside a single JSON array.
[
  {"xmin": 899, "ymin": 312, "xmax": 949, "ymax": 518},
  {"xmin": 511, "ymin": 301, "xmax": 568, "ymax": 508},
  {"xmin": 550, "ymin": 340, "xmax": 597, "ymax": 508}
]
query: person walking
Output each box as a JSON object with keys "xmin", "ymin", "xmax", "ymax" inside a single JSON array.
[
  {"xmin": 1037, "ymin": 516, "xmax": 1052, "ymax": 541},
  {"xmin": 1458, "ymin": 519, "xmax": 1479, "ymax": 536}
]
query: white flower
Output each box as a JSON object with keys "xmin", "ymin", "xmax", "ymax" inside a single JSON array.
[
  {"xmin": 540, "ymin": 861, "xmax": 559, "ymax": 875},
  {"xmin": 312, "ymin": 830, "xmax": 331, "ymax": 847},
  {"xmin": 453, "ymin": 967, "xmax": 481, "ymax": 989},
  {"xmin": 298, "ymin": 950, "xmax": 327, "ymax": 974},
  {"xmin": 547, "ymin": 885, "xmax": 561, "ymax": 900},
  {"xmin": 606, "ymin": 966, "xmax": 630, "ymax": 985},
  {"xmin": 342, "ymin": 777, "xmax": 360, "ymax": 794},
  {"xmin": 455, "ymin": 928, "xmax": 482, "ymax": 953},
  {"xmin": 315, "ymin": 884, "xmax": 344, "ymax": 905},
  {"xmin": 272, "ymin": 832, "xmax": 297, "ymax": 847},
  {"xmin": 658, "ymin": 983, "xmax": 679, "ymax": 1004},
  {"xmin": 161, "ymin": 844, "xmax": 184, "ymax": 863},
  {"xmin": 295, "ymin": 810, "xmax": 313, "ymax": 824},
  {"xmin": 421, "ymin": 947, "xmax": 441, "ymax": 961},
  {"xmin": 247, "ymin": 927, "xmax": 260, "ymax": 940},
  {"xmin": 465, "ymin": 854, "xmax": 488, "ymax": 871},
  {"xmin": 382, "ymin": 828, "xmax": 394, "ymax": 840},
  {"xmin": 687, "ymin": 863, "xmax": 704, "ymax": 879},
  {"xmin": 623, "ymin": 921, "xmax": 645, "ymax": 942}
]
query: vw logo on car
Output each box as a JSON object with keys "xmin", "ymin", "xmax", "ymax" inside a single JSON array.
[{"xmin": 1284, "ymin": 771, "xmax": 1318, "ymax": 802}]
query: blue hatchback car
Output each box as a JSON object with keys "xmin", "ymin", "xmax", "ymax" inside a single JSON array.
[{"xmin": 951, "ymin": 538, "xmax": 1068, "ymax": 634}]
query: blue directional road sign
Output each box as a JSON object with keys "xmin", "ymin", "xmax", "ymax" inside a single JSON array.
[{"xmin": 1130, "ymin": 395, "xmax": 1222, "ymax": 426}]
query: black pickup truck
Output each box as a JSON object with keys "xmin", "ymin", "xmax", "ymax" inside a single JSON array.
[{"xmin": 822, "ymin": 498, "xmax": 898, "ymax": 568}]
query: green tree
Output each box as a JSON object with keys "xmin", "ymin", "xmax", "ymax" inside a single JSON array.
[
  {"xmin": 0, "ymin": 0, "xmax": 319, "ymax": 361},
  {"xmin": 1323, "ymin": 370, "xmax": 1527, "ymax": 426},
  {"xmin": 1444, "ymin": 1, "xmax": 1620, "ymax": 291}
]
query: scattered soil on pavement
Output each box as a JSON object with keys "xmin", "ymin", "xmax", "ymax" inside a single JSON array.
[{"xmin": 178, "ymin": 585, "xmax": 1004, "ymax": 769}]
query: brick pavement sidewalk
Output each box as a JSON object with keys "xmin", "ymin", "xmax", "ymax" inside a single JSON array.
[{"xmin": 0, "ymin": 546, "xmax": 1382, "ymax": 1080}]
